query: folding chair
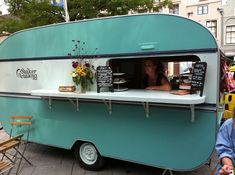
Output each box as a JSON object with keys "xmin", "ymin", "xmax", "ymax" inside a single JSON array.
[
  {"xmin": 0, "ymin": 160, "xmax": 13, "ymax": 174},
  {"xmin": 0, "ymin": 135, "xmax": 23, "ymax": 174},
  {"xmin": 0, "ymin": 116, "xmax": 32, "ymax": 174}
]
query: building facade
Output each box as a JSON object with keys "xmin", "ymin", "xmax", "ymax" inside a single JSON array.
[
  {"xmin": 164, "ymin": 0, "xmax": 235, "ymax": 59},
  {"xmin": 222, "ymin": 0, "xmax": 235, "ymax": 58}
]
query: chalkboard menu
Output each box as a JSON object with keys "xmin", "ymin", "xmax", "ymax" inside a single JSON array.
[
  {"xmin": 190, "ymin": 62, "xmax": 207, "ymax": 96},
  {"xmin": 97, "ymin": 66, "xmax": 114, "ymax": 93}
]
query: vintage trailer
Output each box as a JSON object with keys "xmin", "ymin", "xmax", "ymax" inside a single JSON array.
[{"xmin": 0, "ymin": 14, "xmax": 221, "ymax": 172}]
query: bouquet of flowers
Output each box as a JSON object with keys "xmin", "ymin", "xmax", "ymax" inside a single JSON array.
[{"xmin": 71, "ymin": 60, "xmax": 95, "ymax": 92}]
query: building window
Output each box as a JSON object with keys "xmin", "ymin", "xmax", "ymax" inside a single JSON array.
[
  {"xmin": 206, "ymin": 20, "xmax": 217, "ymax": 38},
  {"xmin": 226, "ymin": 25, "xmax": 235, "ymax": 44},
  {"xmin": 197, "ymin": 5, "xmax": 208, "ymax": 15},
  {"xmin": 169, "ymin": 4, "xmax": 179, "ymax": 14}
]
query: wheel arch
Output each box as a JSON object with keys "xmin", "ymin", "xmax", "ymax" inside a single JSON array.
[
  {"xmin": 71, "ymin": 139, "xmax": 101, "ymax": 153},
  {"xmin": 72, "ymin": 139, "xmax": 105, "ymax": 171}
]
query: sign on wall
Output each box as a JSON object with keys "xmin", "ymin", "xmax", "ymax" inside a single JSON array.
[
  {"xmin": 97, "ymin": 66, "xmax": 113, "ymax": 93},
  {"xmin": 191, "ymin": 62, "xmax": 207, "ymax": 96}
]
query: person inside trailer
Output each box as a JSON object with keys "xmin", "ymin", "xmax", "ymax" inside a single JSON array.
[{"xmin": 143, "ymin": 58, "xmax": 171, "ymax": 91}]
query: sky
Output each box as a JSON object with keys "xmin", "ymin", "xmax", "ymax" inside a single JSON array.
[{"xmin": 0, "ymin": 0, "xmax": 8, "ymax": 15}]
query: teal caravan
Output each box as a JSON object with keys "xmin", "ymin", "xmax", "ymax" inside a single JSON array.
[{"xmin": 0, "ymin": 14, "xmax": 221, "ymax": 172}]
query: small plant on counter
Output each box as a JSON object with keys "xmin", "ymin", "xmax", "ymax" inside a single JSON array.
[
  {"xmin": 68, "ymin": 39, "xmax": 97, "ymax": 93},
  {"xmin": 71, "ymin": 61, "xmax": 95, "ymax": 92}
]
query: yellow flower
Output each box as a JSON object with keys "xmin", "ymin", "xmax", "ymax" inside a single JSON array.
[
  {"xmin": 80, "ymin": 71, "xmax": 86, "ymax": 77},
  {"xmin": 76, "ymin": 66, "xmax": 82, "ymax": 73},
  {"xmin": 71, "ymin": 60, "xmax": 95, "ymax": 86}
]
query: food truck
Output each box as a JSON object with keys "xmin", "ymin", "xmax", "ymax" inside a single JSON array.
[{"xmin": 0, "ymin": 13, "xmax": 222, "ymax": 172}]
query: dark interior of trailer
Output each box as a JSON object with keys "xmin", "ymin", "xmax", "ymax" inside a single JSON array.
[{"xmin": 109, "ymin": 55, "xmax": 200, "ymax": 90}]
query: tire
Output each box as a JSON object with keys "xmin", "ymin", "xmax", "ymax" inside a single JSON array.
[{"xmin": 74, "ymin": 142, "xmax": 104, "ymax": 171}]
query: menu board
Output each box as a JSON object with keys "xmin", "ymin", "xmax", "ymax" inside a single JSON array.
[
  {"xmin": 191, "ymin": 62, "xmax": 207, "ymax": 96},
  {"xmin": 97, "ymin": 66, "xmax": 113, "ymax": 93}
]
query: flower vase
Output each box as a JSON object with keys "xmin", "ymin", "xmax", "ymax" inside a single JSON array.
[{"xmin": 80, "ymin": 78, "xmax": 88, "ymax": 93}]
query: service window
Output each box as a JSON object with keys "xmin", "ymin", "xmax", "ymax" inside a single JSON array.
[{"xmin": 109, "ymin": 55, "xmax": 200, "ymax": 90}]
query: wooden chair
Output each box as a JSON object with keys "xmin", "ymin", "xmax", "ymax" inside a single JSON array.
[
  {"xmin": 0, "ymin": 160, "xmax": 13, "ymax": 174},
  {"xmin": 0, "ymin": 135, "xmax": 23, "ymax": 174},
  {"xmin": 0, "ymin": 116, "xmax": 32, "ymax": 174}
]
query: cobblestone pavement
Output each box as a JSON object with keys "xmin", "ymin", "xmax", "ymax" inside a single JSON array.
[{"xmin": 0, "ymin": 129, "xmax": 218, "ymax": 175}]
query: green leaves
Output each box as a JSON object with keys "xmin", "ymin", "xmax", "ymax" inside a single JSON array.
[
  {"xmin": 0, "ymin": 0, "xmax": 173, "ymax": 34},
  {"xmin": 0, "ymin": 0, "xmax": 64, "ymax": 34},
  {"xmin": 0, "ymin": 16, "xmax": 25, "ymax": 33},
  {"xmin": 67, "ymin": 0, "xmax": 173, "ymax": 21}
]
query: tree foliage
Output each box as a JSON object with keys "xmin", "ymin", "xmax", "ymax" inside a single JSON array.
[
  {"xmin": 0, "ymin": 0, "xmax": 173, "ymax": 34},
  {"xmin": 68, "ymin": 0, "xmax": 173, "ymax": 21},
  {"xmin": 8, "ymin": 0, "xmax": 64, "ymax": 26},
  {"xmin": 0, "ymin": 16, "xmax": 25, "ymax": 33},
  {"xmin": 0, "ymin": 0, "xmax": 64, "ymax": 34}
]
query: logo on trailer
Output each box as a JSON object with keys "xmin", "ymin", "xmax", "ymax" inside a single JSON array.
[{"xmin": 16, "ymin": 68, "xmax": 37, "ymax": 80}]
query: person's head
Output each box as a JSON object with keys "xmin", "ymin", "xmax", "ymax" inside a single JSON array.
[{"xmin": 144, "ymin": 58, "xmax": 165, "ymax": 76}]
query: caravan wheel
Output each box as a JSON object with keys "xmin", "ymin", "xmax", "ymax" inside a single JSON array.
[{"xmin": 74, "ymin": 142, "xmax": 104, "ymax": 170}]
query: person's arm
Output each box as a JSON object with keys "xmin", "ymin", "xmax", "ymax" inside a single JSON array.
[
  {"xmin": 216, "ymin": 119, "xmax": 234, "ymax": 175},
  {"xmin": 220, "ymin": 157, "xmax": 233, "ymax": 175},
  {"xmin": 145, "ymin": 77, "xmax": 171, "ymax": 91}
]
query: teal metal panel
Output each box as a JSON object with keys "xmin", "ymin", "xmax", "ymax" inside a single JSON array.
[
  {"xmin": 0, "ymin": 14, "xmax": 217, "ymax": 60},
  {"xmin": 0, "ymin": 96, "xmax": 216, "ymax": 171}
]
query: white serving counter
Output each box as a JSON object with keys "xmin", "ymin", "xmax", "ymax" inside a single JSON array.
[
  {"xmin": 31, "ymin": 89, "xmax": 206, "ymax": 122},
  {"xmin": 31, "ymin": 89, "xmax": 205, "ymax": 104}
]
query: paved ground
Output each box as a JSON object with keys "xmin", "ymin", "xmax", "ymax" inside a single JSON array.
[{"xmin": 0, "ymin": 129, "xmax": 218, "ymax": 175}]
